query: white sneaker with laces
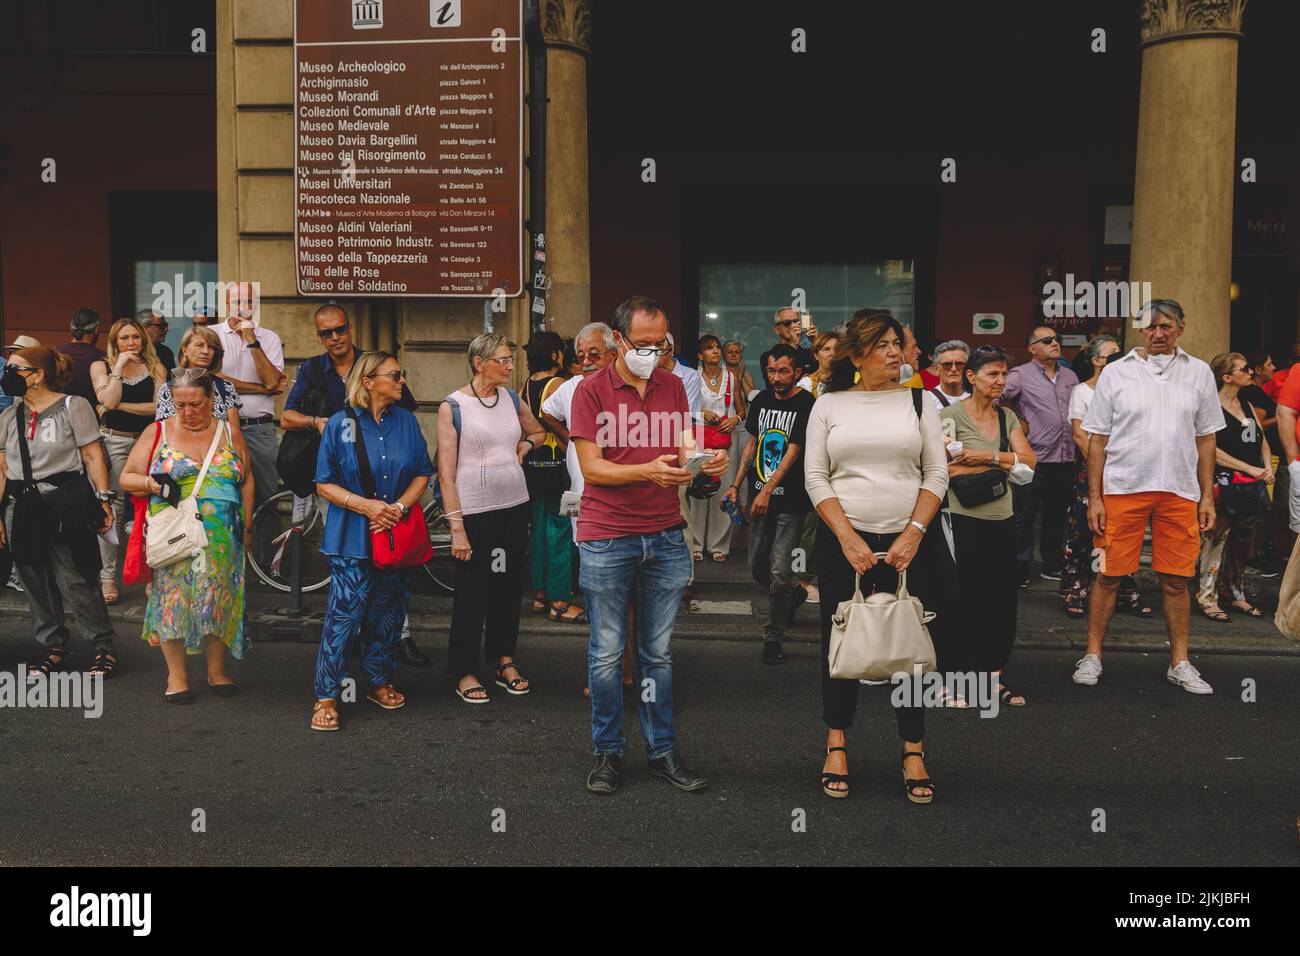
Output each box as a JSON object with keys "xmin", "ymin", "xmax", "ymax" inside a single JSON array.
[
  {"xmin": 1072, "ymin": 653, "xmax": 1103, "ymax": 685},
  {"xmin": 1167, "ymin": 660, "xmax": 1213, "ymax": 695}
]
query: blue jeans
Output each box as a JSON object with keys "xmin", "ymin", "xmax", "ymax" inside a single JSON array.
[{"xmin": 579, "ymin": 527, "xmax": 691, "ymax": 758}]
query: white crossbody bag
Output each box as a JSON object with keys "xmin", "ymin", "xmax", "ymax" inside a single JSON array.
[
  {"xmin": 828, "ymin": 553, "xmax": 938, "ymax": 681},
  {"xmin": 145, "ymin": 420, "xmax": 226, "ymax": 572}
]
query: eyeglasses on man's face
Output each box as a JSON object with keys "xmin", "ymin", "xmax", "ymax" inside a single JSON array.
[
  {"xmin": 938, "ymin": 360, "xmax": 966, "ymax": 370},
  {"xmin": 578, "ymin": 348, "xmax": 610, "ymax": 361},
  {"xmin": 621, "ymin": 338, "xmax": 672, "ymax": 357},
  {"xmin": 775, "ymin": 319, "xmax": 800, "ymax": 329},
  {"xmin": 316, "ymin": 323, "xmax": 350, "ymax": 340}
]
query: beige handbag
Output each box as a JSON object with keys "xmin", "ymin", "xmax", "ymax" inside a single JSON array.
[
  {"xmin": 828, "ymin": 553, "xmax": 939, "ymax": 681},
  {"xmin": 145, "ymin": 420, "xmax": 226, "ymax": 572}
]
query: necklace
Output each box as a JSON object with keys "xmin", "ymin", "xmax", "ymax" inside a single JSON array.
[
  {"xmin": 469, "ymin": 379, "xmax": 499, "ymax": 408},
  {"xmin": 185, "ymin": 420, "xmax": 215, "ymax": 436}
]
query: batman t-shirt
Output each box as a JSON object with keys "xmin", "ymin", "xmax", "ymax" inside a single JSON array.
[{"xmin": 743, "ymin": 388, "xmax": 816, "ymax": 514}]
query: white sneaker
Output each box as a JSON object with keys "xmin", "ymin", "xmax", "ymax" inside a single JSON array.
[
  {"xmin": 803, "ymin": 585, "xmax": 820, "ymax": 605},
  {"xmin": 6, "ymin": 572, "xmax": 23, "ymax": 593},
  {"xmin": 1072, "ymin": 653, "xmax": 1103, "ymax": 685},
  {"xmin": 1167, "ymin": 660, "xmax": 1213, "ymax": 695}
]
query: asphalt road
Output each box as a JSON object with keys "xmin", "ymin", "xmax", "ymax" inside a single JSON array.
[{"xmin": 1, "ymin": 620, "xmax": 1295, "ymax": 866}]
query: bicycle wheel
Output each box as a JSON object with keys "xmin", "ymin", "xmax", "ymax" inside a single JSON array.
[
  {"xmin": 247, "ymin": 490, "xmax": 331, "ymax": 592},
  {"xmin": 423, "ymin": 500, "xmax": 455, "ymax": 593}
]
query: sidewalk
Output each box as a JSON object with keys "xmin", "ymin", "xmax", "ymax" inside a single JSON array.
[{"xmin": 8, "ymin": 554, "xmax": 1296, "ymax": 656}]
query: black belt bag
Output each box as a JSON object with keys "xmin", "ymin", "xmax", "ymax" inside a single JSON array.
[{"xmin": 948, "ymin": 407, "xmax": 1010, "ymax": 508}]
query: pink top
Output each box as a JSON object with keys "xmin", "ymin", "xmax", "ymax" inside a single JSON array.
[{"xmin": 446, "ymin": 387, "xmax": 529, "ymax": 516}]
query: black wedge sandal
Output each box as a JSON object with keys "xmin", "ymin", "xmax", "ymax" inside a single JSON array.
[
  {"xmin": 28, "ymin": 647, "xmax": 67, "ymax": 677},
  {"xmin": 495, "ymin": 661, "xmax": 531, "ymax": 696},
  {"xmin": 821, "ymin": 745, "xmax": 849, "ymax": 799},
  {"xmin": 901, "ymin": 750, "xmax": 935, "ymax": 805}
]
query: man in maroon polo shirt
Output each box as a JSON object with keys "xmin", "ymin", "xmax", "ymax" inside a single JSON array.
[{"xmin": 570, "ymin": 295, "xmax": 728, "ymax": 796}]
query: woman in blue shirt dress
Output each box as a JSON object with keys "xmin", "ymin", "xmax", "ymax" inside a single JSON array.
[{"xmin": 309, "ymin": 352, "xmax": 434, "ymax": 732}]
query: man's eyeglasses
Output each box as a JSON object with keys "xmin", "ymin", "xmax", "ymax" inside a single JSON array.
[
  {"xmin": 623, "ymin": 342, "xmax": 672, "ymax": 357},
  {"xmin": 938, "ymin": 360, "xmax": 966, "ymax": 370},
  {"xmin": 1030, "ymin": 335, "xmax": 1060, "ymax": 346},
  {"xmin": 316, "ymin": 323, "xmax": 350, "ymax": 340},
  {"xmin": 775, "ymin": 319, "xmax": 800, "ymax": 328},
  {"xmin": 373, "ymin": 370, "xmax": 407, "ymax": 381},
  {"xmin": 578, "ymin": 348, "xmax": 610, "ymax": 361}
]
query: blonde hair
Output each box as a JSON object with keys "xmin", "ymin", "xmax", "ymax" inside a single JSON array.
[
  {"xmin": 104, "ymin": 317, "xmax": 165, "ymax": 380},
  {"xmin": 346, "ymin": 351, "xmax": 397, "ymax": 410},
  {"xmin": 178, "ymin": 325, "xmax": 224, "ymax": 371}
]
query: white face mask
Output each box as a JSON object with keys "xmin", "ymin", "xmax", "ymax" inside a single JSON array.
[
  {"xmin": 620, "ymin": 339, "xmax": 660, "ymax": 380},
  {"xmin": 1146, "ymin": 352, "xmax": 1177, "ymax": 374},
  {"xmin": 1008, "ymin": 463, "xmax": 1035, "ymax": 486},
  {"xmin": 898, "ymin": 363, "xmax": 914, "ymax": 383}
]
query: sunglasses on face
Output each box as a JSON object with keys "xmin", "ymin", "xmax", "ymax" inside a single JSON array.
[
  {"xmin": 939, "ymin": 360, "xmax": 966, "ymax": 370},
  {"xmin": 578, "ymin": 348, "xmax": 609, "ymax": 361},
  {"xmin": 372, "ymin": 370, "xmax": 407, "ymax": 382},
  {"xmin": 1030, "ymin": 335, "xmax": 1059, "ymax": 346},
  {"xmin": 5, "ymin": 363, "xmax": 37, "ymax": 375},
  {"xmin": 775, "ymin": 319, "xmax": 800, "ymax": 328},
  {"xmin": 316, "ymin": 323, "xmax": 350, "ymax": 340}
]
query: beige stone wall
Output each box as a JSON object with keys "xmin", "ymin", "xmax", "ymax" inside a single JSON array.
[{"xmin": 216, "ymin": 0, "xmax": 533, "ymax": 455}]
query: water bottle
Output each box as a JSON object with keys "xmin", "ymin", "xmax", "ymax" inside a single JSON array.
[{"xmin": 721, "ymin": 496, "xmax": 743, "ymax": 525}]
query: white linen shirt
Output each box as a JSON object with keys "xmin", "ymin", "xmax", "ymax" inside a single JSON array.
[
  {"xmin": 214, "ymin": 320, "xmax": 285, "ymax": 419},
  {"xmin": 672, "ymin": 360, "xmax": 702, "ymax": 421},
  {"xmin": 1081, "ymin": 347, "xmax": 1221, "ymax": 502}
]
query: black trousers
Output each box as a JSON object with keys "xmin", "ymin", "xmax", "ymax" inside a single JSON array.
[
  {"xmin": 815, "ymin": 520, "xmax": 958, "ymax": 741},
  {"xmin": 448, "ymin": 501, "xmax": 530, "ymax": 677},
  {"xmin": 1013, "ymin": 460, "xmax": 1075, "ymax": 573},
  {"xmin": 950, "ymin": 513, "xmax": 1018, "ymax": 673}
]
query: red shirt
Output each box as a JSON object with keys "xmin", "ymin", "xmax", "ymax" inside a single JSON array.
[
  {"xmin": 1265, "ymin": 368, "xmax": 1289, "ymax": 399},
  {"xmin": 568, "ymin": 363, "xmax": 690, "ymax": 542},
  {"xmin": 919, "ymin": 368, "xmax": 941, "ymax": 390},
  {"xmin": 1274, "ymin": 368, "xmax": 1300, "ymax": 450}
]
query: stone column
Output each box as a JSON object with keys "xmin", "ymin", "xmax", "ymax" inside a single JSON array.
[
  {"xmin": 1129, "ymin": 0, "xmax": 1248, "ymax": 360},
  {"xmin": 541, "ymin": 0, "xmax": 592, "ymax": 336}
]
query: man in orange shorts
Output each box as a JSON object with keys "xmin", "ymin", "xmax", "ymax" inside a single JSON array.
[{"xmin": 1075, "ymin": 300, "xmax": 1221, "ymax": 693}]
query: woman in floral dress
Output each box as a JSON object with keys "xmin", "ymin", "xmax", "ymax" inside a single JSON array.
[{"xmin": 121, "ymin": 369, "xmax": 253, "ymax": 702}]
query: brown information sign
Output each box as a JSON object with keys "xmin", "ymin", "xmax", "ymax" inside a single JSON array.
[{"xmin": 294, "ymin": 0, "xmax": 523, "ymax": 297}]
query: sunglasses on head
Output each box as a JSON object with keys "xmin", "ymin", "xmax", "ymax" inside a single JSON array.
[{"xmin": 317, "ymin": 323, "xmax": 350, "ymax": 340}]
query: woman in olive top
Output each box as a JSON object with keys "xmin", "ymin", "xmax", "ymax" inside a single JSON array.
[{"xmin": 939, "ymin": 346, "xmax": 1036, "ymax": 707}]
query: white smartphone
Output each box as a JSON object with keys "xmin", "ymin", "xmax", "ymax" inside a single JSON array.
[
  {"xmin": 800, "ymin": 313, "xmax": 812, "ymax": 331},
  {"xmin": 683, "ymin": 452, "xmax": 712, "ymax": 477}
]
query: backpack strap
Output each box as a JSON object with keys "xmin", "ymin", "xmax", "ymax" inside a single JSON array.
[
  {"xmin": 996, "ymin": 406, "xmax": 1009, "ymax": 452},
  {"xmin": 445, "ymin": 394, "xmax": 462, "ymax": 442},
  {"xmin": 505, "ymin": 387, "xmax": 521, "ymax": 413},
  {"xmin": 911, "ymin": 386, "xmax": 924, "ymax": 420},
  {"xmin": 929, "ymin": 387, "xmax": 950, "ymax": 408}
]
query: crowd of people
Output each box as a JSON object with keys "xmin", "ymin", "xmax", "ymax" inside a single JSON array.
[{"xmin": 3, "ymin": 288, "xmax": 1296, "ymax": 804}]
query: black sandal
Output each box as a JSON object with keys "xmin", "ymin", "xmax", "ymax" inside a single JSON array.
[
  {"xmin": 1200, "ymin": 605, "xmax": 1230, "ymax": 622},
  {"xmin": 901, "ymin": 750, "xmax": 935, "ymax": 805},
  {"xmin": 29, "ymin": 647, "xmax": 67, "ymax": 677},
  {"xmin": 1230, "ymin": 600, "xmax": 1264, "ymax": 618},
  {"xmin": 548, "ymin": 602, "xmax": 589, "ymax": 625},
  {"xmin": 822, "ymin": 746, "xmax": 849, "ymax": 798},
  {"xmin": 495, "ymin": 661, "xmax": 531, "ymax": 696},
  {"xmin": 89, "ymin": 651, "xmax": 117, "ymax": 679},
  {"xmin": 998, "ymin": 683, "xmax": 1026, "ymax": 707}
]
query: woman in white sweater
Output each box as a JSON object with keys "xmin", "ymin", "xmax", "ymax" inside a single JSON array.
[{"xmin": 803, "ymin": 309, "xmax": 954, "ymax": 803}]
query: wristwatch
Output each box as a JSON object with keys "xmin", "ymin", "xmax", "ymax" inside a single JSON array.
[
  {"xmin": 396, "ymin": 502, "xmax": 408, "ymax": 517},
  {"xmin": 908, "ymin": 519, "xmax": 927, "ymax": 535},
  {"xmin": 245, "ymin": 340, "xmax": 262, "ymax": 350},
  {"xmin": 96, "ymin": 490, "xmax": 116, "ymax": 503}
]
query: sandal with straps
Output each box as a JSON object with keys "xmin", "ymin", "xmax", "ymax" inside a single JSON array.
[
  {"xmin": 901, "ymin": 750, "xmax": 935, "ymax": 805},
  {"xmin": 310, "ymin": 699, "xmax": 340, "ymax": 731},
  {"xmin": 1230, "ymin": 599, "xmax": 1264, "ymax": 618},
  {"xmin": 821, "ymin": 746, "xmax": 849, "ymax": 799},
  {"xmin": 366, "ymin": 684, "xmax": 406, "ymax": 710},
  {"xmin": 28, "ymin": 647, "xmax": 67, "ymax": 677},
  {"xmin": 89, "ymin": 651, "xmax": 117, "ymax": 679},
  {"xmin": 1200, "ymin": 605, "xmax": 1230, "ymax": 623},
  {"xmin": 495, "ymin": 661, "xmax": 531, "ymax": 696},
  {"xmin": 547, "ymin": 601, "xmax": 589, "ymax": 625}
]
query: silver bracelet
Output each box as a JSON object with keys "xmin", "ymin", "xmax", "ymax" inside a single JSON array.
[{"xmin": 343, "ymin": 493, "xmax": 352, "ymax": 511}]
